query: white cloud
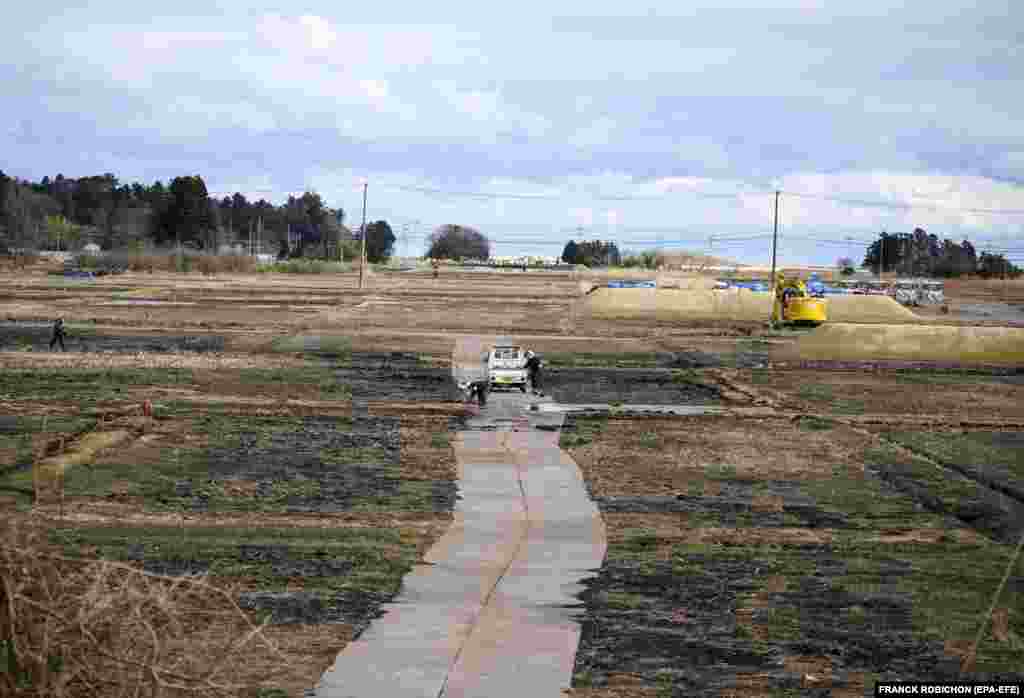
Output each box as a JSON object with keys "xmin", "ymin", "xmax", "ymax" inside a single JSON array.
[
  {"xmin": 299, "ymin": 15, "xmax": 336, "ymax": 50},
  {"xmin": 778, "ymin": 171, "xmax": 1024, "ymax": 229},
  {"xmin": 359, "ymin": 79, "xmax": 389, "ymax": 99},
  {"xmin": 257, "ymin": 14, "xmax": 333, "ymax": 52},
  {"xmin": 569, "ymin": 207, "xmax": 594, "ymax": 226}
]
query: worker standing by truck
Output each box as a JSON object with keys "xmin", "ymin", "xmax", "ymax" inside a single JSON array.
[{"xmin": 525, "ymin": 350, "xmax": 544, "ymax": 396}]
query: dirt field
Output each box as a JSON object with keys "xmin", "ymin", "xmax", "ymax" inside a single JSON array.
[{"xmin": 2, "ymin": 264, "xmax": 1022, "ymax": 696}]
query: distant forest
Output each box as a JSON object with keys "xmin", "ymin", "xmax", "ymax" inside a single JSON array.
[
  {"xmin": 0, "ymin": 170, "xmax": 353, "ymax": 259},
  {"xmin": 861, "ymin": 227, "xmax": 1019, "ymax": 278},
  {"xmin": 0, "ymin": 168, "xmax": 1018, "ymax": 276}
]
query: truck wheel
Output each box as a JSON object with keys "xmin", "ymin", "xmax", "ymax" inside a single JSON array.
[{"xmin": 520, "ymin": 384, "xmax": 527, "ymax": 393}]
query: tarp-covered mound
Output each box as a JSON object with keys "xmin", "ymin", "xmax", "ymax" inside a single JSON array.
[
  {"xmin": 825, "ymin": 295, "xmax": 919, "ymax": 322},
  {"xmin": 586, "ymin": 287, "xmax": 772, "ymax": 321},
  {"xmin": 775, "ymin": 323, "xmax": 1024, "ymax": 364},
  {"xmin": 586, "ymin": 287, "xmax": 925, "ymax": 323}
]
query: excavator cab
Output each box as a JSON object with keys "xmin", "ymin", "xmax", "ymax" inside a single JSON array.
[{"xmin": 772, "ymin": 274, "xmax": 827, "ymax": 327}]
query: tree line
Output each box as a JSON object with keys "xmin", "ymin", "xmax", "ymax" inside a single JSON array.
[
  {"xmin": 559, "ymin": 239, "xmax": 622, "ymax": 266},
  {"xmin": 861, "ymin": 227, "xmax": 1019, "ymax": 278},
  {"xmin": 0, "ymin": 170, "xmax": 399, "ymax": 262},
  {"xmin": 555, "ymin": 229, "xmax": 1019, "ymax": 277}
]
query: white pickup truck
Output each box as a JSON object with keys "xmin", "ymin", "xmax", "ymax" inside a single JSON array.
[{"xmin": 487, "ymin": 344, "xmax": 529, "ymax": 392}]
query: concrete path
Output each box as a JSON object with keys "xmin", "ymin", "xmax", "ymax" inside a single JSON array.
[{"xmin": 314, "ymin": 341, "xmax": 606, "ymax": 697}]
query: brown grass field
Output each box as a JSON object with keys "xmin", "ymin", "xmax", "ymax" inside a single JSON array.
[{"xmin": 1, "ymin": 262, "xmax": 1022, "ymax": 696}]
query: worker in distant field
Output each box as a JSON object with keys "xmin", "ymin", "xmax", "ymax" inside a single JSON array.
[
  {"xmin": 49, "ymin": 317, "xmax": 66, "ymax": 352},
  {"xmin": 525, "ymin": 350, "xmax": 544, "ymax": 396}
]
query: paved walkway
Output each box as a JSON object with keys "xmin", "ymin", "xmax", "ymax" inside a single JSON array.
[{"xmin": 314, "ymin": 344, "xmax": 607, "ymax": 697}]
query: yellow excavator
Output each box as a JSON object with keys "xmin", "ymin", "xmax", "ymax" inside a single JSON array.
[{"xmin": 771, "ymin": 274, "xmax": 827, "ymax": 327}]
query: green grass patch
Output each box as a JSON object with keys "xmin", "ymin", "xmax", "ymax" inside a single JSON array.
[
  {"xmin": 795, "ymin": 382, "xmax": 866, "ymax": 414},
  {"xmin": 670, "ymin": 368, "xmax": 707, "ymax": 385},
  {"xmin": 430, "ymin": 432, "xmax": 450, "ymax": 449},
  {"xmin": 703, "ymin": 463, "xmax": 738, "ymax": 480},
  {"xmin": 796, "ymin": 415, "xmax": 837, "ymax": 431},
  {"xmin": 49, "ymin": 524, "xmax": 419, "ymax": 597},
  {"xmin": 884, "ymin": 430, "xmax": 1024, "ymax": 487},
  {"xmin": 256, "ymin": 260, "xmax": 351, "ymax": 274},
  {"xmin": 747, "ymin": 368, "xmax": 771, "ymax": 385},
  {"xmin": 348, "ymin": 479, "xmax": 445, "ymax": 513},
  {"xmin": 60, "ymin": 414, "xmax": 401, "ymax": 513},
  {"xmin": 638, "ymin": 431, "xmax": 660, "ymax": 449},
  {"xmin": 268, "ymin": 334, "xmax": 353, "ymax": 359},
  {"xmin": 541, "ymin": 351, "xmax": 663, "ymax": 368},
  {"xmin": 559, "ymin": 416, "xmax": 607, "ymax": 449},
  {"xmin": 234, "ymin": 366, "xmax": 351, "ymax": 399},
  {"xmin": 862, "ymin": 442, "xmax": 992, "ymax": 513},
  {"xmin": 798, "ymin": 458, "xmax": 945, "ymax": 531},
  {"xmin": 829, "ymin": 536, "xmax": 1024, "ymax": 670},
  {"xmin": 766, "ymin": 606, "xmax": 801, "ymax": 640},
  {"xmin": 0, "ymin": 367, "xmax": 194, "ymax": 403},
  {"xmin": 599, "ymin": 591, "xmax": 648, "ymax": 610}
]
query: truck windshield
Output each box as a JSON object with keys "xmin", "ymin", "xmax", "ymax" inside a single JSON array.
[{"xmin": 493, "ymin": 348, "xmax": 521, "ymax": 360}]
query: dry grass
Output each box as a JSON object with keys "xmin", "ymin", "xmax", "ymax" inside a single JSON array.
[
  {"xmin": 743, "ymin": 369, "xmax": 1024, "ymax": 421},
  {"xmin": 944, "ymin": 277, "xmax": 1024, "ymax": 303},
  {"xmin": 779, "ymin": 323, "xmax": 1024, "ymax": 364},
  {"xmin": 119, "ymin": 252, "xmax": 257, "ymax": 275},
  {"xmin": 0, "ymin": 351, "xmax": 308, "ymax": 372},
  {"xmin": 568, "ymin": 416, "xmax": 871, "ymax": 497},
  {"xmin": 0, "ymin": 517, "xmax": 294, "ymax": 698}
]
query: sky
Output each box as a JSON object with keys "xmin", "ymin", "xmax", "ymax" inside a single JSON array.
[{"xmin": 4, "ymin": 1, "xmax": 1024, "ymax": 265}]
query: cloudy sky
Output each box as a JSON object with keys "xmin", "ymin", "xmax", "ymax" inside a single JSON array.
[{"xmin": 5, "ymin": 1, "xmax": 1024, "ymax": 264}]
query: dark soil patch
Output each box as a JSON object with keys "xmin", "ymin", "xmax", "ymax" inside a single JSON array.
[
  {"xmin": 57, "ymin": 526, "xmax": 415, "ymax": 633},
  {"xmin": 237, "ymin": 589, "xmax": 389, "ymax": 634},
  {"xmin": 0, "ymin": 322, "xmax": 225, "ymax": 353},
  {"xmin": 571, "ymin": 550, "xmax": 1021, "ymax": 695},
  {"xmin": 337, "ymin": 353, "xmax": 463, "ymax": 402},
  {"xmin": 595, "ymin": 493, "xmax": 852, "ymax": 530},
  {"xmin": 670, "ymin": 348, "xmax": 769, "ymax": 370},
  {"xmin": 175, "ymin": 414, "xmax": 457, "ymax": 513},
  {"xmin": 866, "ymin": 452, "xmax": 1024, "ymax": 543},
  {"xmin": 883, "ymin": 431, "xmax": 1024, "ymax": 505},
  {"xmin": 546, "ymin": 368, "xmax": 723, "ymax": 405}
]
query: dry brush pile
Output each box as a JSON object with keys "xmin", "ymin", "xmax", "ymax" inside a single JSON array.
[{"xmin": 0, "ymin": 518, "xmax": 293, "ymax": 697}]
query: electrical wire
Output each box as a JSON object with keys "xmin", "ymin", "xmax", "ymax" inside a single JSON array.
[{"xmin": 782, "ymin": 190, "xmax": 1024, "ymax": 216}]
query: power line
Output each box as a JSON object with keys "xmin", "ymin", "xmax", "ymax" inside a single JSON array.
[
  {"xmin": 387, "ymin": 179, "xmax": 1024, "ymax": 216},
  {"xmin": 782, "ymin": 190, "xmax": 1024, "ymax": 216},
  {"xmin": 387, "ymin": 182, "xmax": 765, "ymax": 203}
]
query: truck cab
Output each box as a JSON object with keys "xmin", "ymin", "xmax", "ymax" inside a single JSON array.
[{"xmin": 487, "ymin": 345, "xmax": 529, "ymax": 392}]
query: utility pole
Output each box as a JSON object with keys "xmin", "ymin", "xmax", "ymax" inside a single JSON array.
[
  {"xmin": 359, "ymin": 181, "xmax": 368, "ymax": 290},
  {"xmin": 880, "ymin": 232, "xmax": 886, "ymax": 280},
  {"xmin": 769, "ymin": 190, "xmax": 780, "ymax": 308}
]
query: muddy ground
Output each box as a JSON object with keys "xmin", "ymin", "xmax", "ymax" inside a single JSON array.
[
  {"xmin": 4, "ymin": 269, "xmax": 1024, "ymax": 697},
  {"xmin": 541, "ymin": 368, "xmax": 724, "ymax": 405},
  {"xmin": 563, "ymin": 412, "xmax": 1024, "ymax": 696}
]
